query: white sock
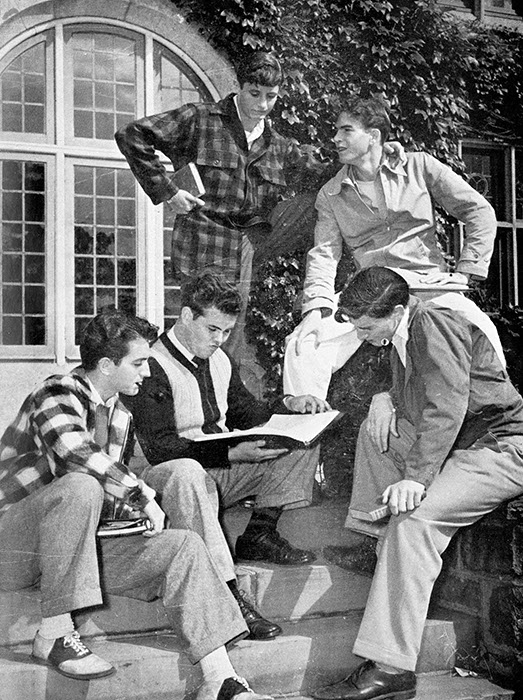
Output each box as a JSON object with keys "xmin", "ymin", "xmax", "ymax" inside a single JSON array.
[
  {"xmin": 38, "ymin": 613, "xmax": 75, "ymax": 640},
  {"xmin": 199, "ymin": 646, "xmax": 236, "ymax": 684}
]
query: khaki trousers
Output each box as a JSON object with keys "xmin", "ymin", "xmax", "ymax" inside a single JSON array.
[
  {"xmin": 349, "ymin": 419, "xmax": 523, "ymax": 670},
  {"xmin": 143, "ymin": 445, "xmax": 320, "ymax": 582},
  {"xmin": 0, "ymin": 472, "xmax": 247, "ymax": 663}
]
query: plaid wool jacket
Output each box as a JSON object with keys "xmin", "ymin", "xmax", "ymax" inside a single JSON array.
[
  {"xmin": 115, "ymin": 94, "xmax": 323, "ymax": 281},
  {"xmin": 0, "ymin": 369, "xmax": 155, "ymax": 517}
]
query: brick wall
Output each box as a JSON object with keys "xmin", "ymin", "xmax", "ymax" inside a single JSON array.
[{"xmin": 431, "ymin": 497, "xmax": 523, "ymax": 695}]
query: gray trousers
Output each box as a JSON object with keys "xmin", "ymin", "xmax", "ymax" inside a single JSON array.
[
  {"xmin": 349, "ymin": 418, "xmax": 523, "ymax": 671},
  {"xmin": 143, "ymin": 445, "xmax": 320, "ymax": 582},
  {"xmin": 0, "ymin": 472, "xmax": 247, "ymax": 663}
]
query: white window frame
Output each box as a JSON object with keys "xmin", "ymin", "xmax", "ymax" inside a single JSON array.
[{"xmin": 0, "ymin": 17, "xmax": 218, "ymax": 362}]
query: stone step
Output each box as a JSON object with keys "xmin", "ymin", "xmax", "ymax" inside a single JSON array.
[
  {"xmin": 287, "ymin": 673, "xmax": 513, "ymax": 700},
  {"xmin": 0, "ymin": 616, "xmax": 463, "ymax": 700},
  {"xmin": 0, "ymin": 557, "xmax": 370, "ymax": 647}
]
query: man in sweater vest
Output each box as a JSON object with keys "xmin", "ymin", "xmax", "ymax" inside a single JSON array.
[{"xmin": 124, "ymin": 270, "xmax": 330, "ymax": 641}]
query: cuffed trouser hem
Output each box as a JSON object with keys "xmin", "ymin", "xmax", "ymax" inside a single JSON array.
[
  {"xmin": 43, "ymin": 591, "xmax": 103, "ymax": 618},
  {"xmin": 352, "ymin": 639, "xmax": 415, "ymax": 672},
  {"xmin": 255, "ymin": 496, "xmax": 311, "ymax": 510},
  {"xmin": 186, "ymin": 621, "xmax": 250, "ymax": 665}
]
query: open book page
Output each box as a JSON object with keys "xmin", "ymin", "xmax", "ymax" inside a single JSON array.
[{"xmin": 192, "ymin": 410, "xmax": 342, "ymax": 446}]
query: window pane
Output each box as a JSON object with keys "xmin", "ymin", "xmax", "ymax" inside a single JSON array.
[
  {"xmin": 0, "ymin": 43, "xmax": 46, "ymax": 134},
  {"xmin": 156, "ymin": 45, "xmax": 211, "ymax": 112},
  {"xmin": 74, "ymin": 166, "xmax": 136, "ymax": 342},
  {"xmin": 0, "ymin": 160, "xmax": 46, "ymax": 345},
  {"xmin": 71, "ymin": 32, "xmax": 137, "ymax": 140},
  {"xmin": 462, "ymin": 147, "xmax": 506, "ymax": 221}
]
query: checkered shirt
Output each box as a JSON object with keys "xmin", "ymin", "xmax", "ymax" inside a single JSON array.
[
  {"xmin": 115, "ymin": 94, "xmax": 323, "ymax": 281},
  {"xmin": 0, "ymin": 369, "xmax": 155, "ymax": 517}
]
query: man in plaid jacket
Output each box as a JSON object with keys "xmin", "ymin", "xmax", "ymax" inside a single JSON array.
[
  {"xmin": 115, "ymin": 51, "xmax": 325, "ymax": 362},
  {"xmin": 0, "ymin": 309, "xmax": 271, "ymax": 700}
]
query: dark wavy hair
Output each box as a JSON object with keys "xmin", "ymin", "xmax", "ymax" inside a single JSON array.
[
  {"xmin": 236, "ymin": 51, "xmax": 283, "ymax": 88},
  {"xmin": 80, "ymin": 309, "xmax": 158, "ymax": 370},
  {"xmin": 337, "ymin": 96, "xmax": 391, "ymax": 144},
  {"xmin": 336, "ymin": 267, "xmax": 409, "ymax": 321},
  {"xmin": 181, "ymin": 269, "xmax": 242, "ymax": 319}
]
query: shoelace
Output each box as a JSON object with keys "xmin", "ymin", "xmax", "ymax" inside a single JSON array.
[
  {"xmin": 63, "ymin": 631, "xmax": 90, "ymax": 657},
  {"xmin": 233, "ymin": 676, "xmax": 253, "ymax": 694}
]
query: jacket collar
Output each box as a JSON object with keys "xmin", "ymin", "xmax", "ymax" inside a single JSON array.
[{"xmin": 326, "ymin": 153, "xmax": 408, "ymax": 196}]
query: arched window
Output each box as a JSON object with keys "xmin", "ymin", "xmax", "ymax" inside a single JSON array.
[{"xmin": 0, "ymin": 20, "xmax": 213, "ymax": 358}]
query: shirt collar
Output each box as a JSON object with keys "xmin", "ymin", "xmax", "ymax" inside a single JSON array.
[
  {"xmin": 392, "ymin": 306, "xmax": 410, "ymax": 368},
  {"xmin": 167, "ymin": 326, "xmax": 200, "ymax": 367},
  {"xmin": 85, "ymin": 376, "xmax": 118, "ymax": 410},
  {"xmin": 233, "ymin": 95, "xmax": 265, "ymax": 148},
  {"xmin": 328, "ymin": 153, "xmax": 408, "ymax": 196}
]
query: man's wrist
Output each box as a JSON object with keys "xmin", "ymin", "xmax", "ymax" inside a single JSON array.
[{"xmin": 302, "ymin": 307, "xmax": 332, "ymax": 320}]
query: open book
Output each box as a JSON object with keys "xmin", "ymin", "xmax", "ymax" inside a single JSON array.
[
  {"xmin": 172, "ymin": 162, "xmax": 205, "ymax": 197},
  {"xmin": 192, "ymin": 410, "xmax": 343, "ymax": 448}
]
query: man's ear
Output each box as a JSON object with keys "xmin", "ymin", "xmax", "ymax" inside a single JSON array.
[
  {"xmin": 370, "ymin": 128, "xmax": 381, "ymax": 145},
  {"xmin": 393, "ymin": 304, "xmax": 407, "ymax": 322},
  {"xmin": 97, "ymin": 356, "xmax": 115, "ymax": 376},
  {"xmin": 180, "ymin": 306, "xmax": 194, "ymax": 324}
]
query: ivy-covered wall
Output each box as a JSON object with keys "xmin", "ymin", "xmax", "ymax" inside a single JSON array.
[{"xmin": 172, "ymin": 1, "xmax": 523, "ymax": 692}]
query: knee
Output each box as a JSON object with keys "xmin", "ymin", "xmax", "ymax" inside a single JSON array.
[
  {"xmin": 54, "ymin": 473, "xmax": 104, "ymax": 513},
  {"xmin": 151, "ymin": 458, "xmax": 207, "ymax": 494}
]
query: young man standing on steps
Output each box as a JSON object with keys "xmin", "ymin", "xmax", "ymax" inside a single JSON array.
[
  {"xmin": 312, "ymin": 267, "xmax": 523, "ymax": 700},
  {"xmin": 123, "ymin": 270, "xmax": 330, "ymax": 637},
  {"xmin": 0, "ymin": 309, "xmax": 271, "ymax": 700}
]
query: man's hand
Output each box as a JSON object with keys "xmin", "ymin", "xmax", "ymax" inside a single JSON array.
[
  {"xmin": 383, "ymin": 140, "xmax": 405, "ymax": 163},
  {"xmin": 417, "ymin": 270, "xmax": 469, "ymax": 286},
  {"xmin": 142, "ymin": 499, "xmax": 166, "ymax": 537},
  {"xmin": 288, "ymin": 309, "xmax": 324, "ymax": 355},
  {"xmin": 366, "ymin": 392, "xmax": 398, "ymax": 453},
  {"xmin": 382, "ymin": 479, "xmax": 425, "ymax": 515},
  {"xmin": 165, "ymin": 189, "xmax": 205, "ymax": 214},
  {"xmin": 285, "ymin": 394, "xmax": 331, "ymax": 414},
  {"xmin": 228, "ymin": 440, "xmax": 289, "ymax": 464}
]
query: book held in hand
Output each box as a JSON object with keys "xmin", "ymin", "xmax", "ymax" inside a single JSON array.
[
  {"xmin": 349, "ymin": 502, "xmax": 390, "ymax": 522},
  {"xmin": 97, "ymin": 517, "xmax": 151, "ymax": 538},
  {"xmin": 191, "ymin": 410, "xmax": 343, "ymax": 448},
  {"xmin": 172, "ymin": 162, "xmax": 205, "ymax": 197}
]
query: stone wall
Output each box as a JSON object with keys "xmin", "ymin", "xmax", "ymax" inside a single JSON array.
[{"xmin": 431, "ymin": 498, "xmax": 523, "ymax": 696}]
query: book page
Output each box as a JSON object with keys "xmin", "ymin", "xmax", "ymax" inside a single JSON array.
[
  {"xmin": 259, "ymin": 411, "xmax": 341, "ymax": 442},
  {"xmin": 193, "ymin": 410, "xmax": 341, "ymax": 443}
]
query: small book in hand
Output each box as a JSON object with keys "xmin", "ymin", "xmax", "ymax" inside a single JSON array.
[
  {"xmin": 349, "ymin": 502, "xmax": 390, "ymax": 522},
  {"xmin": 97, "ymin": 517, "xmax": 151, "ymax": 537},
  {"xmin": 172, "ymin": 162, "xmax": 205, "ymax": 197}
]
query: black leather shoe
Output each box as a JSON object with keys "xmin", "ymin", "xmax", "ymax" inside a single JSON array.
[
  {"xmin": 231, "ymin": 587, "xmax": 282, "ymax": 640},
  {"xmin": 311, "ymin": 660, "xmax": 416, "ymax": 700},
  {"xmin": 323, "ymin": 537, "xmax": 377, "ymax": 577},
  {"xmin": 235, "ymin": 529, "xmax": 316, "ymax": 565},
  {"xmin": 216, "ymin": 675, "xmax": 272, "ymax": 700}
]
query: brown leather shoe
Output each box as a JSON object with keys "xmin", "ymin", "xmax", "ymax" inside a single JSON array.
[
  {"xmin": 323, "ymin": 537, "xmax": 377, "ymax": 576},
  {"xmin": 311, "ymin": 660, "xmax": 416, "ymax": 700},
  {"xmin": 236, "ymin": 529, "xmax": 316, "ymax": 565}
]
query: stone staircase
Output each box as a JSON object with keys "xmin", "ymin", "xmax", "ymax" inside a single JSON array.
[{"xmin": 0, "ymin": 501, "xmax": 514, "ymax": 700}]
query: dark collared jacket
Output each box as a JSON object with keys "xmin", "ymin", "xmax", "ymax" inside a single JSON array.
[{"xmin": 390, "ymin": 297, "xmax": 523, "ymax": 487}]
